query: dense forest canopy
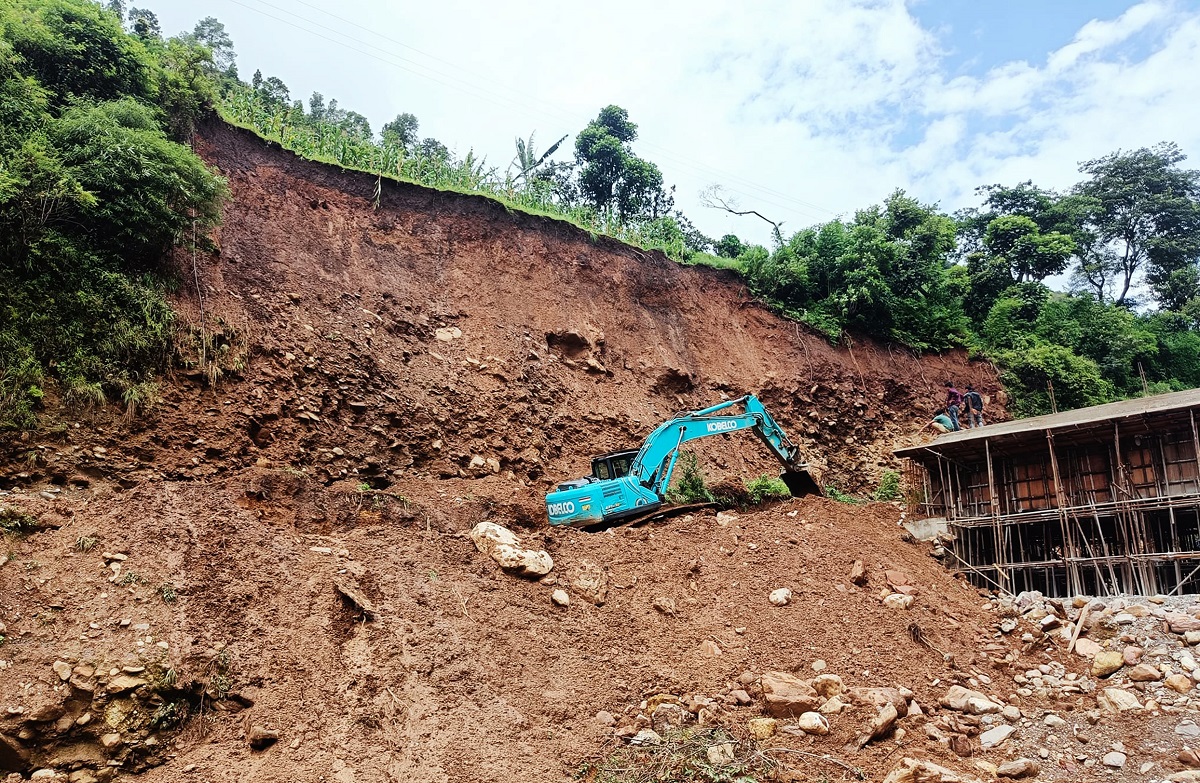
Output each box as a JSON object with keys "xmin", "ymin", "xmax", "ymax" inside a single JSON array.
[{"xmin": 1, "ymin": 0, "xmax": 1198, "ymax": 428}]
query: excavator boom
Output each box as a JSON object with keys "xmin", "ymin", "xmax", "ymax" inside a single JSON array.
[{"xmin": 546, "ymin": 394, "xmax": 819, "ymax": 526}]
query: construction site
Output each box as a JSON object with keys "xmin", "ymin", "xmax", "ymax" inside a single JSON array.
[
  {"xmin": 3, "ymin": 119, "xmax": 1200, "ymax": 783},
  {"xmin": 897, "ymin": 390, "xmax": 1200, "ymax": 599}
]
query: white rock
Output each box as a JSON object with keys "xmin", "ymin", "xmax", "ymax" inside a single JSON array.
[
  {"xmin": 980, "ymin": 724, "xmax": 1016, "ymax": 749},
  {"xmin": 706, "ymin": 742, "xmax": 736, "ymax": 766},
  {"xmin": 941, "ymin": 685, "xmax": 1003, "ymax": 715},
  {"xmin": 470, "ymin": 521, "xmax": 520, "ymax": 550},
  {"xmin": 1097, "ymin": 687, "xmax": 1142, "ymax": 713},
  {"xmin": 769, "ymin": 588, "xmax": 793, "ymax": 606},
  {"xmin": 470, "ymin": 522, "xmax": 554, "ymax": 577},
  {"xmin": 1043, "ymin": 713, "xmax": 1067, "ymax": 728},
  {"xmin": 491, "ymin": 543, "xmax": 554, "ymax": 576},
  {"xmin": 795, "ymin": 711, "xmax": 830, "ymax": 735},
  {"xmin": 1102, "ymin": 751, "xmax": 1126, "ymax": 769},
  {"xmin": 883, "ymin": 593, "xmax": 915, "ymax": 610},
  {"xmin": 551, "ymin": 589, "xmax": 569, "ymax": 607}
]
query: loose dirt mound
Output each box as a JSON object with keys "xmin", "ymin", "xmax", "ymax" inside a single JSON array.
[
  {"xmin": 0, "ymin": 119, "xmax": 1045, "ymax": 782},
  {"xmin": 2, "ymin": 482, "xmax": 1001, "ymax": 781}
]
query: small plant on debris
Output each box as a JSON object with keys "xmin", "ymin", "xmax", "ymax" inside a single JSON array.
[
  {"xmin": 872, "ymin": 470, "xmax": 902, "ymax": 501},
  {"xmin": 0, "ymin": 507, "xmax": 38, "ymax": 535},
  {"xmin": 118, "ymin": 570, "xmax": 144, "ymax": 586},
  {"xmin": 159, "ymin": 583, "xmax": 178, "ymax": 603},
  {"xmin": 743, "ymin": 475, "xmax": 791, "ymax": 504},
  {"xmin": 824, "ymin": 485, "xmax": 862, "ymax": 504},
  {"xmin": 75, "ymin": 536, "xmax": 97, "ymax": 552},
  {"xmin": 150, "ymin": 701, "xmax": 186, "ymax": 730},
  {"xmin": 667, "ymin": 452, "xmax": 715, "ymax": 505},
  {"xmin": 152, "ymin": 666, "xmax": 179, "ymax": 690},
  {"xmin": 577, "ymin": 728, "xmax": 774, "ymax": 783}
]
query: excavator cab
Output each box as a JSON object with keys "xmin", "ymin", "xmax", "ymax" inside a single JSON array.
[{"xmin": 591, "ymin": 449, "xmax": 638, "ymax": 481}]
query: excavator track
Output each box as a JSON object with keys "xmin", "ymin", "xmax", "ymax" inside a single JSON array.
[{"xmin": 579, "ymin": 502, "xmax": 717, "ymax": 533}]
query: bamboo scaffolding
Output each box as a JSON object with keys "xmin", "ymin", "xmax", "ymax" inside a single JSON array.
[{"xmin": 909, "ymin": 402, "xmax": 1200, "ymax": 597}]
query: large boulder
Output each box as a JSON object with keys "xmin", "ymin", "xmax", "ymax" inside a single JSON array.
[
  {"xmin": 1167, "ymin": 613, "xmax": 1200, "ymax": 634},
  {"xmin": 761, "ymin": 672, "xmax": 821, "ymax": 718},
  {"xmin": 469, "ymin": 522, "xmax": 554, "ymax": 577},
  {"xmin": 1091, "ymin": 651, "xmax": 1124, "ymax": 678}
]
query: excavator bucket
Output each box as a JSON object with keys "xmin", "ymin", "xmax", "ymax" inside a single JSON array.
[{"xmin": 780, "ymin": 468, "xmax": 822, "ymax": 497}]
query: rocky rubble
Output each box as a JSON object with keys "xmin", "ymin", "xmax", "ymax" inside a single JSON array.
[{"xmin": 588, "ymin": 581, "xmax": 1200, "ymax": 782}]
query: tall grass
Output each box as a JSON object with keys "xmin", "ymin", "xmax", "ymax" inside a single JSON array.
[{"xmin": 218, "ymin": 89, "xmax": 686, "ymax": 259}]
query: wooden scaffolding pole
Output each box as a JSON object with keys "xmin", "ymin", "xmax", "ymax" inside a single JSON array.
[
  {"xmin": 1192, "ymin": 410, "xmax": 1200, "ymax": 493},
  {"xmin": 1046, "ymin": 430, "xmax": 1080, "ymax": 596},
  {"xmin": 985, "ymin": 439, "xmax": 1007, "ymax": 592}
]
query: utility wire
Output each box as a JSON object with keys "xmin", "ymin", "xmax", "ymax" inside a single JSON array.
[
  {"xmin": 222, "ymin": 0, "xmax": 837, "ymax": 223},
  {"xmin": 273, "ymin": 0, "xmax": 835, "ymax": 216}
]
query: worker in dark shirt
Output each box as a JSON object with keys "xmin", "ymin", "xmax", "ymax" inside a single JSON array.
[
  {"xmin": 964, "ymin": 385, "xmax": 985, "ymax": 428},
  {"xmin": 944, "ymin": 381, "xmax": 962, "ymax": 431}
]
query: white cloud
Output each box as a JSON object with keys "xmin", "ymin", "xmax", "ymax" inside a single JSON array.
[
  {"xmin": 154, "ymin": 0, "xmax": 1200, "ymax": 250},
  {"xmin": 1046, "ymin": 1, "xmax": 1168, "ymax": 72}
]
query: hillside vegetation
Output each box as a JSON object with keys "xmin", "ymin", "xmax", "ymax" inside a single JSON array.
[
  {"xmin": 0, "ymin": 0, "xmax": 224, "ymax": 427},
  {"xmin": 1, "ymin": 0, "xmax": 1198, "ymax": 430}
]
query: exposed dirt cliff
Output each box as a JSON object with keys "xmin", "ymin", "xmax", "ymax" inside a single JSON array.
[{"xmin": 24, "ymin": 121, "xmax": 1200, "ymax": 783}]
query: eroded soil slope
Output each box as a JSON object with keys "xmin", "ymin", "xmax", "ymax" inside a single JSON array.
[
  {"xmin": 14, "ymin": 118, "xmax": 999, "ymax": 502},
  {"xmin": 0, "ymin": 120, "xmax": 1048, "ymax": 783}
]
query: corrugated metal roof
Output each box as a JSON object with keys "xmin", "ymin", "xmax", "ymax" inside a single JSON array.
[{"xmin": 895, "ymin": 388, "xmax": 1200, "ymax": 459}]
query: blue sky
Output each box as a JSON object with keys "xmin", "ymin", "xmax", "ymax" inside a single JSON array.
[
  {"xmin": 912, "ymin": 1, "xmax": 1151, "ymax": 75},
  {"xmin": 152, "ymin": 0, "xmax": 1200, "ymax": 256}
]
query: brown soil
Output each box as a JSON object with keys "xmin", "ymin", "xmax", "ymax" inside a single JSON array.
[{"xmin": 8, "ymin": 120, "xmax": 1185, "ymax": 783}]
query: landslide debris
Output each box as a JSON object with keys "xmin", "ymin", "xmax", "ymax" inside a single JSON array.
[{"xmin": 2, "ymin": 119, "xmax": 1021, "ymax": 782}]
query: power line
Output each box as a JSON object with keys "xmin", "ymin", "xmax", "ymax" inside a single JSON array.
[
  {"xmin": 278, "ymin": 0, "xmax": 834, "ymax": 218},
  {"xmin": 222, "ymin": 0, "xmax": 838, "ymax": 224}
]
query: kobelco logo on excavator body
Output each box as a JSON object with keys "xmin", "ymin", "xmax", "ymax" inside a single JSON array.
[{"xmin": 706, "ymin": 420, "xmax": 740, "ymax": 433}]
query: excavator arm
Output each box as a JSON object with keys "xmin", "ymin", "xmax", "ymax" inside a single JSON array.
[{"xmin": 546, "ymin": 394, "xmax": 819, "ymax": 526}]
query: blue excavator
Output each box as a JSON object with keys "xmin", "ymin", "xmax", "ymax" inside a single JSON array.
[{"xmin": 545, "ymin": 394, "xmax": 820, "ymax": 526}]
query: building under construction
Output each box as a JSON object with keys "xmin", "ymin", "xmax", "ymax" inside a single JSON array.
[{"xmin": 895, "ymin": 389, "xmax": 1200, "ymax": 598}]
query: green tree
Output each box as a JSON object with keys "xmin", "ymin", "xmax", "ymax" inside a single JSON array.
[
  {"xmin": 189, "ymin": 16, "xmax": 235, "ymax": 73},
  {"xmin": 1034, "ymin": 294, "xmax": 1156, "ymax": 395},
  {"xmin": 382, "ymin": 111, "xmax": 419, "ymax": 149},
  {"xmin": 255, "ymin": 74, "xmax": 289, "ymax": 107},
  {"xmin": 50, "ymin": 98, "xmax": 224, "ymax": 263},
  {"xmin": 155, "ymin": 36, "xmax": 216, "ymax": 138},
  {"xmin": 0, "ymin": 0, "xmax": 155, "ymax": 105},
  {"xmin": 996, "ymin": 343, "xmax": 1114, "ymax": 416},
  {"xmin": 958, "ymin": 182, "xmax": 1077, "ymax": 322},
  {"xmin": 715, "ymin": 234, "xmax": 745, "ymax": 258},
  {"xmin": 418, "ymin": 137, "xmax": 449, "ymax": 162},
  {"xmin": 0, "ymin": 1, "xmax": 226, "ymax": 427},
  {"xmin": 127, "ymin": 6, "xmax": 159, "ymax": 39},
  {"xmin": 574, "ymin": 105, "xmax": 666, "ymax": 221},
  {"xmin": 1071, "ymin": 143, "xmax": 1200, "ymax": 305}
]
